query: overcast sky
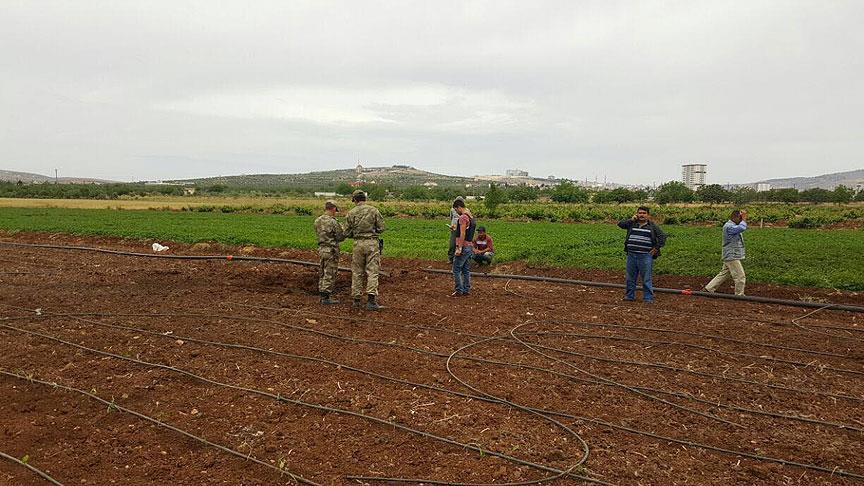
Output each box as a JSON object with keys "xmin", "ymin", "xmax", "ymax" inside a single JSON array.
[{"xmin": 1, "ymin": 1, "xmax": 862, "ymax": 185}]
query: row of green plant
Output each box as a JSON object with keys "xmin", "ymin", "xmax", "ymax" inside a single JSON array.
[{"xmin": 176, "ymin": 200, "xmax": 864, "ymax": 228}]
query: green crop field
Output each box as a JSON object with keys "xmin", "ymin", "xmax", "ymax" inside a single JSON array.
[{"xmin": 0, "ymin": 207, "xmax": 861, "ymax": 289}]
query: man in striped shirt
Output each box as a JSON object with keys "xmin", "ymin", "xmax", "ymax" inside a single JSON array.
[{"xmin": 617, "ymin": 206, "xmax": 667, "ymax": 303}]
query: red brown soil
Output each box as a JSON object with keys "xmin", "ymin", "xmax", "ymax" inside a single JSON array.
[{"xmin": 0, "ymin": 232, "xmax": 862, "ymax": 486}]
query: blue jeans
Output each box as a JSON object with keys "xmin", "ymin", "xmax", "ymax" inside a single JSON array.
[
  {"xmin": 453, "ymin": 246, "xmax": 473, "ymax": 294},
  {"xmin": 625, "ymin": 252, "xmax": 654, "ymax": 301}
]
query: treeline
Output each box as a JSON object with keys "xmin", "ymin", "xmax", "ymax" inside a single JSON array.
[
  {"xmin": 0, "ymin": 181, "xmax": 187, "ymax": 199},
  {"xmin": 2, "ymin": 179, "xmax": 862, "ymax": 204}
]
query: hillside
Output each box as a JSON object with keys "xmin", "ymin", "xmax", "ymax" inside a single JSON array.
[
  {"xmin": 748, "ymin": 169, "xmax": 864, "ymax": 190},
  {"xmin": 0, "ymin": 169, "xmax": 116, "ymax": 184},
  {"xmin": 169, "ymin": 165, "xmax": 476, "ymax": 188}
]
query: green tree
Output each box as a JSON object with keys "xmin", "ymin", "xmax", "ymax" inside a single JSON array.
[
  {"xmin": 593, "ymin": 187, "xmax": 643, "ymax": 204},
  {"xmin": 484, "ymin": 183, "xmax": 507, "ymax": 214},
  {"xmin": 549, "ymin": 181, "xmax": 589, "ymax": 203},
  {"xmin": 365, "ymin": 185, "xmax": 388, "ymax": 201},
  {"xmin": 334, "ymin": 182, "xmax": 353, "ymax": 196},
  {"xmin": 855, "ymin": 189, "xmax": 864, "ymax": 202},
  {"xmin": 506, "ymin": 185, "xmax": 540, "ymax": 202},
  {"xmin": 799, "ymin": 188, "xmax": 832, "ymax": 203},
  {"xmin": 401, "ymin": 185, "xmax": 430, "ymax": 201},
  {"xmin": 654, "ymin": 181, "xmax": 695, "ymax": 204},
  {"xmin": 832, "ymin": 185, "xmax": 855, "ymax": 204},
  {"xmin": 696, "ymin": 184, "xmax": 732, "ymax": 204}
]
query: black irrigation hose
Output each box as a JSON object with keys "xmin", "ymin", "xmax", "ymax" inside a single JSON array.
[
  {"xmin": 197, "ymin": 305, "xmax": 864, "ymax": 404},
  {"xmin": 0, "ymin": 241, "xmax": 389, "ymax": 276},
  {"xmin": 525, "ymin": 328, "xmax": 864, "ymax": 377},
  {"xmin": 8, "ymin": 304, "xmax": 860, "ymax": 406},
  {"xmin": 791, "ymin": 305, "xmax": 864, "ymax": 343},
  {"xmin": 456, "ymin": 333, "xmax": 744, "ymax": 429},
  {"xmin": 6, "ymin": 309, "xmax": 863, "ymax": 480},
  {"xmin": 444, "ymin": 328, "xmax": 864, "ymax": 481},
  {"xmin": 541, "ymin": 296, "xmax": 864, "ymax": 336},
  {"xmin": 0, "ymin": 450, "xmax": 64, "ymax": 486},
  {"xmin": 421, "ymin": 268, "xmax": 864, "ymax": 313},
  {"xmin": 9, "ymin": 309, "xmax": 863, "ymax": 433},
  {"xmin": 0, "ymin": 322, "xmax": 608, "ymax": 486},
  {"xmin": 540, "ymin": 319, "xmax": 856, "ymax": 360},
  {"xmin": 0, "ymin": 370, "xmax": 316, "ymax": 486}
]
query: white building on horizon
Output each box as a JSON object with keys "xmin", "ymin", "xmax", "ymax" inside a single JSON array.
[
  {"xmin": 682, "ymin": 163, "xmax": 707, "ymax": 191},
  {"xmin": 505, "ymin": 169, "xmax": 529, "ymax": 177}
]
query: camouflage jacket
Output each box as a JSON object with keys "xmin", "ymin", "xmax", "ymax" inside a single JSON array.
[
  {"xmin": 344, "ymin": 203, "xmax": 386, "ymax": 239},
  {"xmin": 314, "ymin": 214, "xmax": 345, "ymax": 248}
]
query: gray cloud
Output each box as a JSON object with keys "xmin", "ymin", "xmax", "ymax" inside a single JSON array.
[{"xmin": 1, "ymin": 0, "xmax": 862, "ymax": 184}]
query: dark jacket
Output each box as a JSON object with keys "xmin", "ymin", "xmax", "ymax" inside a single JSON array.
[{"xmin": 617, "ymin": 218, "xmax": 667, "ymax": 258}]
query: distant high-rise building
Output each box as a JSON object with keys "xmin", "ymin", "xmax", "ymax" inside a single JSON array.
[
  {"xmin": 682, "ymin": 164, "xmax": 707, "ymax": 190},
  {"xmin": 756, "ymin": 183, "xmax": 772, "ymax": 192}
]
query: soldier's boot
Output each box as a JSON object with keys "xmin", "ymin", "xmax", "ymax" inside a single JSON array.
[
  {"xmin": 319, "ymin": 292, "xmax": 339, "ymax": 305},
  {"xmin": 366, "ymin": 294, "xmax": 382, "ymax": 311},
  {"xmin": 352, "ymin": 297, "xmax": 362, "ymax": 308}
]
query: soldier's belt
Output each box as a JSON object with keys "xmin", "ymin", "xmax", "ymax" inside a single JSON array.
[{"xmin": 353, "ymin": 236, "xmax": 380, "ymax": 240}]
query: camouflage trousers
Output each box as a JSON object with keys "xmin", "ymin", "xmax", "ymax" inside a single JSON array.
[
  {"xmin": 318, "ymin": 246, "xmax": 340, "ymax": 293},
  {"xmin": 351, "ymin": 239, "xmax": 381, "ymax": 297}
]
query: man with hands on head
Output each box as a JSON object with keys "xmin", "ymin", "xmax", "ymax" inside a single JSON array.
[{"xmin": 704, "ymin": 209, "xmax": 748, "ymax": 296}]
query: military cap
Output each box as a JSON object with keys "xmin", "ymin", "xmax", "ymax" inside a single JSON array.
[
  {"xmin": 324, "ymin": 200, "xmax": 339, "ymax": 210},
  {"xmin": 352, "ymin": 189, "xmax": 366, "ymax": 198}
]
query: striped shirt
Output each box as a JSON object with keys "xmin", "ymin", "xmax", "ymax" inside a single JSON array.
[{"xmin": 625, "ymin": 225, "xmax": 654, "ymax": 253}]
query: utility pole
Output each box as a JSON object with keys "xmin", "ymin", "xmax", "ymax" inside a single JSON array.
[{"xmin": 54, "ymin": 169, "xmax": 59, "ymax": 184}]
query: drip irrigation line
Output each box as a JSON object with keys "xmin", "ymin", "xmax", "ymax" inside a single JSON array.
[
  {"xmin": 0, "ymin": 450, "xmax": 64, "ymax": 486},
  {"xmin": 222, "ymin": 301, "xmax": 487, "ymax": 340},
  {"xmin": 0, "ymin": 256, "xmax": 63, "ymax": 268},
  {"xmin": 7, "ymin": 311, "xmax": 864, "ymax": 480},
  {"xmin": 524, "ymin": 329, "xmax": 863, "ymax": 378},
  {"xmin": 11, "ymin": 309, "xmax": 864, "ymax": 433},
  {"xmin": 344, "ymin": 470, "xmax": 579, "ymax": 486},
  {"xmin": 444, "ymin": 331, "xmax": 864, "ymax": 481},
  {"xmin": 0, "ymin": 370, "xmax": 316, "ymax": 486},
  {"xmin": 0, "ymin": 322, "xmax": 608, "ymax": 485},
  {"xmin": 10, "ymin": 303, "xmax": 858, "ymax": 404},
  {"xmin": 546, "ymin": 296, "xmax": 864, "ymax": 336},
  {"xmin": 456, "ymin": 334, "xmax": 745, "ymax": 429},
  {"xmin": 0, "ymin": 241, "xmax": 389, "ymax": 277},
  {"xmin": 215, "ymin": 303, "xmax": 864, "ymax": 403},
  {"xmin": 421, "ymin": 268, "xmax": 864, "ymax": 314},
  {"xmin": 792, "ymin": 305, "xmax": 864, "ymax": 343},
  {"xmin": 539, "ymin": 319, "xmax": 856, "ymax": 360}
]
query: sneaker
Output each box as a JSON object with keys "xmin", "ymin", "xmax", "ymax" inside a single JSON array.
[{"xmin": 450, "ymin": 291, "xmax": 463, "ymax": 297}]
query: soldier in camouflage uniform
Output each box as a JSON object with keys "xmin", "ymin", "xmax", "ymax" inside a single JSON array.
[
  {"xmin": 344, "ymin": 189, "xmax": 386, "ymax": 310},
  {"xmin": 313, "ymin": 200, "xmax": 345, "ymax": 304}
]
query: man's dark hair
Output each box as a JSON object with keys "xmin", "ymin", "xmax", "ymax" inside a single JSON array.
[
  {"xmin": 477, "ymin": 225, "xmax": 486, "ymax": 232},
  {"xmin": 637, "ymin": 206, "xmax": 650, "ymax": 213},
  {"xmin": 730, "ymin": 209, "xmax": 741, "ymax": 219},
  {"xmin": 352, "ymin": 192, "xmax": 367, "ymax": 202},
  {"xmin": 453, "ymin": 199, "xmax": 465, "ymax": 208}
]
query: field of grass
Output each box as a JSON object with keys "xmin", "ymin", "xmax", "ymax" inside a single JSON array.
[
  {"xmin": 0, "ymin": 207, "xmax": 861, "ymax": 289},
  {"xmin": 1, "ymin": 196, "xmax": 862, "ymax": 228}
]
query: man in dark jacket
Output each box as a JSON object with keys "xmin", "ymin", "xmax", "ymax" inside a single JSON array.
[{"xmin": 617, "ymin": 206, "xmax": 666, "ymax": 303}]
